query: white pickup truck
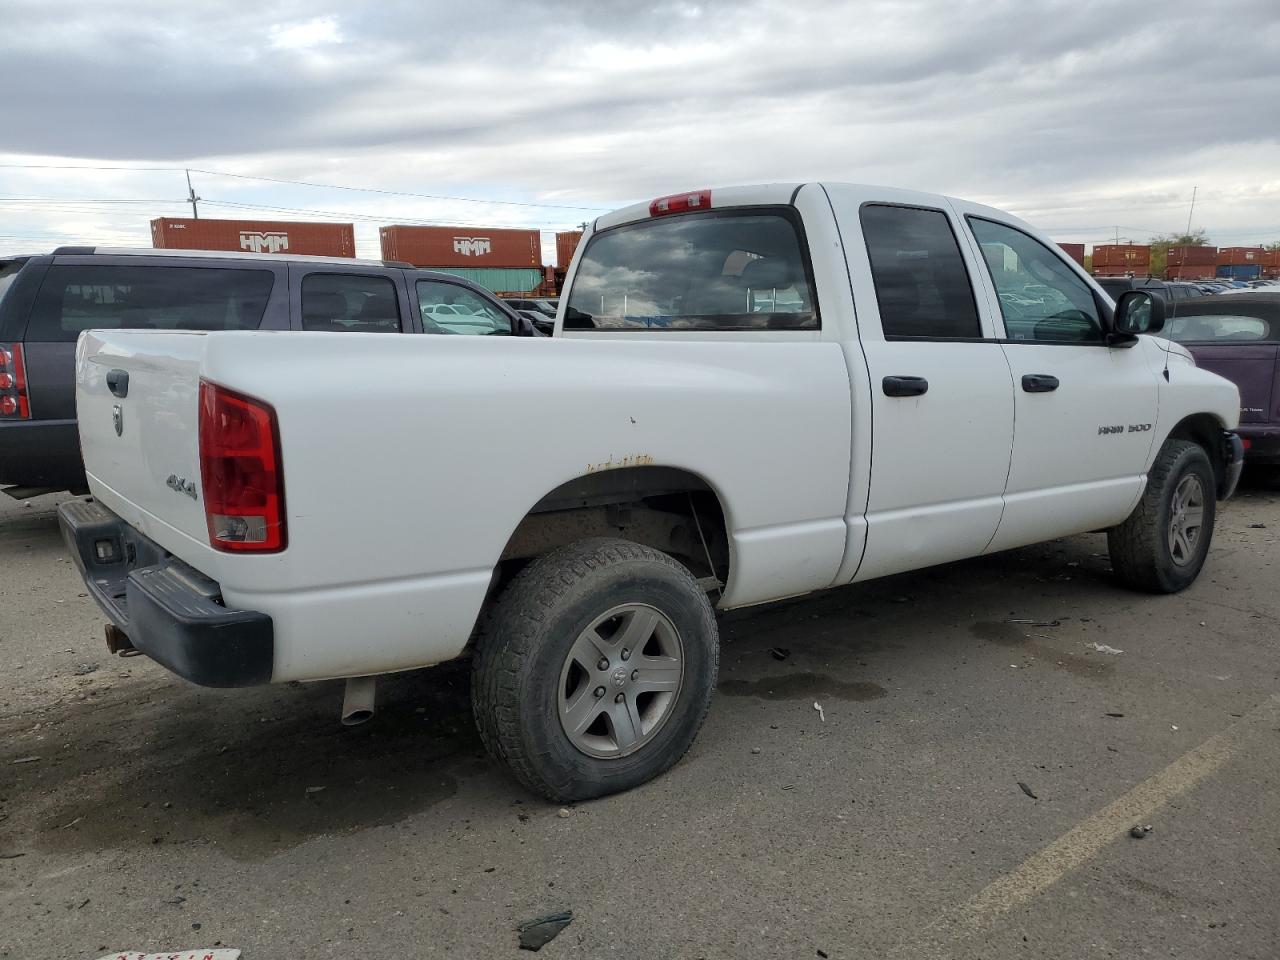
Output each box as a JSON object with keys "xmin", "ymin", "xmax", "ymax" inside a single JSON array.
[{"xmin": 60, "ymin": 183, "xmax": 1243, "ymax": 801}]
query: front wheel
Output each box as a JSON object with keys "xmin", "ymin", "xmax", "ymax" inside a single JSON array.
[
  {"xmin": 1108, "ymin": 439, "xmax": 1216, "ymax": 593},
  {"xmin": 471, "ymin": 538, "xmax": 719, "ymax": 802}
]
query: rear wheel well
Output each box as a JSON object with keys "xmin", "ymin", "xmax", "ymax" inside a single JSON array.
[
  {"xmin": 1166, "ymin": 413, "xmax": 1225, "ymax": 490},
  {"xmin": 497, "ymin": 466, "xmax": 730, "ymax": 594}
]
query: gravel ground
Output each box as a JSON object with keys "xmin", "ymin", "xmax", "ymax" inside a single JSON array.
[{"xmin": 1, "ymin": 478, "xmax": 1277, "ymax": 959}]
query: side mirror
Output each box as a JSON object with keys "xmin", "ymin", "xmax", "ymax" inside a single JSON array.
[
  {"xmin": 1113, "ymin": 290, "xmax": 1166, "ymax": 337},
  {"xmin": 513, "ymin": 314, "xmax": 536, "ymax": 337}
]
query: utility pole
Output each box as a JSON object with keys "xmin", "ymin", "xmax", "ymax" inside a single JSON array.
[
  {"xmin": 1185, "ymin": 185, "xmax": 1197, "ymax": 237},
  {"xmin": 185, "ymin": 169, "xmax": 201, "ymax": 219}
]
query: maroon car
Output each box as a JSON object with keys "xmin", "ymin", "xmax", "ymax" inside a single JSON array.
[{"xmin": 1162, "ymin": 293, "xmax": 1280, "ymax": 465}]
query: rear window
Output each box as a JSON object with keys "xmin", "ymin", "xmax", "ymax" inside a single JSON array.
[
  {"xmin": 564, "ymin": 209, "xmax": 817, "ymax": 331},
  {"xmin": 1162, "ymin": 299, "xmax": 1277, "ymax": 343},
  {"xmin": 26, "ymin": 264, "xmax": 273, "ymax": 342},
  {"xmin": 0, "ymin": 261, "xmax": 22, "ymax": 306}
]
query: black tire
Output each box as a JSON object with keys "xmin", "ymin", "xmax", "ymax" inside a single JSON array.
[
  {"xmin": 471, "ymin": 537, "xmax": 718, "ymax": 802},
  {"xmin": 1108, "ymin": 439, "xmax": 1216, "ymax": 593}
]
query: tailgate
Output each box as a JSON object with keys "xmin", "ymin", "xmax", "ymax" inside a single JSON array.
[
  {"xmin": 1190, "ymin": 343, "xmax": 1279, "ymax": 423},
  {"xmin": 76, "ymin": 330, "xmax": 210, "ymax": 546}
]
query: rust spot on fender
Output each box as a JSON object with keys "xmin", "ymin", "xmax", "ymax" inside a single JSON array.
[{"xmin": 585, "ymin": 453, "xmax": 655, "ymax": 474}]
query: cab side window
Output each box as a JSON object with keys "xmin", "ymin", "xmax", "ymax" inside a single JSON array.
[
  {"xmin": 860, "ymin": 204, "xmax": 982, "ymax": 339},
  {"xmin": 301, "ymin": 274, "xmax": 401, "ymax": 333},
  {"xmin": 968, "ymin": 218, "xmax": 1104, "ymax": 344},
  {"xmin": 416, "ymin": 281, "xmax": 512, "ymax": 336}
]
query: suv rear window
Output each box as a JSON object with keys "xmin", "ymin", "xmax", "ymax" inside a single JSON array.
[
  {"xmin": 0, "ymin": 261, "xmax": 22, "ymax": 306},
  {"xmin": 26, "ymin": 264, "xmax": 274, "ymax": 342},
  {"xmin": 564, "ymin": 209, "xmax": 817, "ymax": 331}
]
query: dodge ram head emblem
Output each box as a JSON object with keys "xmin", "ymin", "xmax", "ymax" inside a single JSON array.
[
  {"xmin": 611, "ymin": 668, "xmax": 628, "ymax": 687},
  {"xmin": 112, "ymin": 404, "xmax": 123, "ymax": 436}
]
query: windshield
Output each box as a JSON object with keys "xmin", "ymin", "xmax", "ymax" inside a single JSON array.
[{"xmin": 564, "ymin": 210, "xmax": 817, "ymax": 331}]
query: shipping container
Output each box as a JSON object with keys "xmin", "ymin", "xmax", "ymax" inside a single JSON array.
[
  {"xmin": 1167, "ymin": 245, "xmax": 1217, "ymax": 267},
  {"xmin": 1057, "ymin": 242, "xmax": 1085, "ymax": 267},
  {"xmin": 1091, "ymin": 243, "xmax": 1151, "ymax": 270},
  {"xmin": 1217, "ymin": 246, "xmax": 1264, "ymax": 266},
  {"xmin": 1165, "ymin": 265, "xmax": 1218, "ymax": 281},
  {"xmin": 1216, "ymin": 264, "xmax": 1262, "ymax": 281},
  {"xmin": 380, "ymin": 225, "xmax": 541, "ymax": 268},
  {"xmin": 555, "ymin": 231, "xmax": 583, "ymax": 267},
  {"xmin": 420, "ymin": 266, "xmax": 545, "ymax": 295},
  {"xmin": 150, "ymin": 217, "xmax": 355, "ymax": 257},
  {"xmin": 1262, "ymin": 249, "xmax": 1280, "ymax": 268}
]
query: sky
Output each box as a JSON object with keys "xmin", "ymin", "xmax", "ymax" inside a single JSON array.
[{"xmin": 2, "ymin": 0, "xmax": 1278, "ymax": 262}]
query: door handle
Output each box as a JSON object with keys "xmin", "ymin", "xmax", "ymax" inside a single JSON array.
[
  {"xmin": 882, "ymin": 375, "xmax": 929, "ymax": 397},
  {"xmin": 1021, "ymin": 374, "xmax": 1059, "ymax": 393},
  {"xmin": 106, "ymin": 369, "xmax": 130, "ymax": 398}
]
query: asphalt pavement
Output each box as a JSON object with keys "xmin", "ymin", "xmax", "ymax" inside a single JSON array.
[{"xmin": 1, "ymin": 480, "xmax": 1277, "ymax": 959}]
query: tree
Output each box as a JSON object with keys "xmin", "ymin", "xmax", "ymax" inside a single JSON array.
[{"xmin": 1148, "ymin": 229, "xmax": 1212, "ymax": 277}]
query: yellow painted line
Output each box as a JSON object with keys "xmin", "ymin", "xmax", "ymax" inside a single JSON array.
[{"xmin": 902, "ymin": 695, "xmax": 1280, "ymax": 954}]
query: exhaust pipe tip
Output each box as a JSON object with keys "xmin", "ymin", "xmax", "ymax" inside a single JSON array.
[{"xmin": 341, "ymin": 676, "xmax": 377, "ymax": 726}]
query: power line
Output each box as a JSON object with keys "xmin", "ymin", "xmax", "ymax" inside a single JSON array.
[
  {"xmin": 0, "ymin": 161, "xmax": 609, "ymax": 211},
  {"xmin": 187, "ymin": 168, "xmax": 610, "ymax": 211}
]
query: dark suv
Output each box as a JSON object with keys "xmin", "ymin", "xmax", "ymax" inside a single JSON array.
[
  {"xmin": 1094, "ymin": 277, "xmax": 1204, "ymax": 304},
  {"xmin": 0, "ymin": 247, "xmax": 534, "ymax": 495}
]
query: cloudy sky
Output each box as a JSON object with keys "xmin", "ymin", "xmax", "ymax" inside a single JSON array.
[{"xmin": 2, "ymin": 0, "xmax": 1278, "ymax": 261}]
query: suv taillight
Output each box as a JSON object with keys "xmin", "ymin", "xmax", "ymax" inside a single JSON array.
[
  {"xmin": 198, "ymin": 379, "xmax": 286, "ymax": 552},
  {"xmin": 0, "ymin": 343, "xmax": 30, "ymax": 419}
]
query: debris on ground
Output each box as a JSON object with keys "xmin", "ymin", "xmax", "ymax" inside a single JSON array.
[
  {"xmin": 1086, "ymin": 642, "xmax": 1124, "ymax": 655},
  {"xmin": 1105, "ymin": 712, "xmax": 1125, "ymax": 718},
  {"xmin": 556, "ymin": 808, "xmax": 571, "ymax": 819},
  {"xmin": 813, "ymin": 702, "xmax": 825, "ymax": 722},
  {"xmin": 73, "ymin": 662, "xmax": 100, "ymax": 676},
  {"xmin": 11, "ymin": 756, "xmax": 40, "ymax": 764},
  {"xmin": 1129, "ymin": 824, "xmax": 1153, "ymax": 839},
  {"xmin": 818, "ymin": 951, "xmax": 830, "ymax": 958},
  {"xmin": 517, "ymin": 910, "xmax": 573, "ymax": 951},
  {"xmin": 769, "ymin": 647, "xmax": 791, "ymax": 661},
  {"xmin": 0, "ymin": 852, "xmax": 26, "ymax": 859},
  {"xmin": 305, "ymin": 785, "xmax": 325, "ymax": 794},
  {"xmin": 751, "ymin": 747, "xmax": 761, "ymax": 754},
  {"xmin": 94, "ymin": 951, "xmax": 240, "ymax": 960},
  {"xmin": 1249, "ymin": 523, "xmax": 1266, "ymax": 529},
  {"xmin": 1017, "ymin": 782, "xmax": 1038, "ymax": 800}
]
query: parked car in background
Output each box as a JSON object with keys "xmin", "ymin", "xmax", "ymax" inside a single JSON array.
[
  {"xmin": 503, "ymin": 297, "xmax": 559, "ymax": 335},
  {"xmin": 1159, "ymin": 293, "xmax": 1279, "ymax": 466},
  {"xmin": 1094, "ymin": 277, "xmax": 1204, "ymax": 304},
  {"xmin": 0, "ymin": 248, "xmax": 534, "ymax": 496}
]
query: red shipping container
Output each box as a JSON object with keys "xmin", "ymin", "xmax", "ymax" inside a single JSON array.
[
  {"xmin": 1057, "ymin": 242, "xmax": 1085, "ymax": 267},
  {"xmin": 1261, "ymin": 249, "xmax": 1280, "ymax": 267},
  {"xmin": 556, "ymin": 231, "xmax": 583, "ymax": 267},
  {"xmin": 1217, "ymin": 246, "xmax": 1265, "ymax": 266},
  {"xmin": 379, "ymin": 225, "xmax": 541, "ymax": 268},
  {"xmin": 1165, "ymin": 265, "xmax": 1217, "ymax": 281},
  {"xmin": 150, "ymin": 218, "xmax": 355, "ymax": 257},
  {"xmin": 1092, "ymin": 244, "xmax": 1151, "ymax": 270},
  {"xmin": 1167, "ymin": 245, "xmax": 1217, "ymax": 267}
]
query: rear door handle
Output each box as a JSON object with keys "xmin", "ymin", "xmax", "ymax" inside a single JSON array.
[
  {"xmin": 1021, "ymin": 374, "xmax": 1059, "ymax": 393},
  {"xmin": 106, "ymin": 369, "xmax": 129, "ymax": 398},
  {"xmin": 882, "ymin": 375, "xmax": 929, "ymax": 397}
]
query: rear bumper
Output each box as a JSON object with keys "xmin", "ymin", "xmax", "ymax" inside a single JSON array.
[
  {"xmin": 58, "ymin": 497, "xmax": 274, "ymax": 687},
  {"xmin": 1237, "ymin": 425, "xmax": 1280, "ymax": 465},
  {"xmin": 0, "ymin": 418, "xmax": 86, "ymax": 489}
]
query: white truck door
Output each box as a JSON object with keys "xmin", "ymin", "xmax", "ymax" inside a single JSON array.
[
  {"xmin": 824, "ymin": 191, "xmax": 1016, "ymax": 582},
  {"xmin": 958, "ymin": 213, "xmax": 1161, "ymax": 551}
]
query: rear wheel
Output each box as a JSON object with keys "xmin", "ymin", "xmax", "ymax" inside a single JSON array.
[
  {"xmin": 1108, "ymin": 439, "xmax": 1216, "ymax": 593},
  {"xmin": 472, "ymin": 538, "xmax": 718, "ymax": 802}
]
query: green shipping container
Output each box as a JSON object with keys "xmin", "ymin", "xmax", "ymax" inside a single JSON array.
[{"xmin": 422, "ymin": 266, "xmax": 543, "ymax": 295}]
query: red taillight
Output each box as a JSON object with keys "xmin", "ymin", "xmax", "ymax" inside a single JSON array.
[
  {"xmin": 0, "ymin": 343, "xmax": 30, "ymax": 419},
  {"xmin": 198, "ymin": 379, "xmax": 286, "ymax": 552},
  {"xmin": 649, "ymin": 189, "xmax": 712, "ymax": 217},
  {"xmin": 1241, "ymin": 437, "xmax": 1252, "ymax": 450}
]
